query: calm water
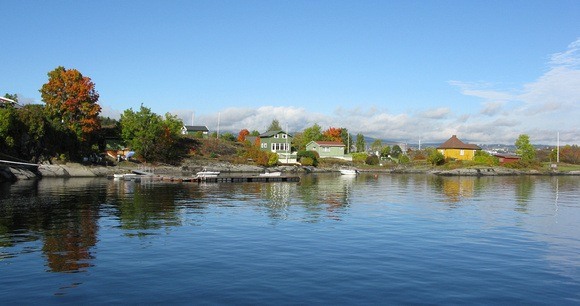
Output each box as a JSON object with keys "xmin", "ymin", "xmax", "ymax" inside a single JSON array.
[{"xmin": 1, "ymin": 174, "xmax": 579, "ymax": 304}]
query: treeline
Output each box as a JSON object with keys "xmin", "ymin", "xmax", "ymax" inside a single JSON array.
[{"xmin": 1, "ymin": 67, "xmax": 191, "ymax": 164}]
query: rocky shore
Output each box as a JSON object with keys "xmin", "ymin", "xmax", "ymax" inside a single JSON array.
[{"xmin": 1, "ymin": 162, "xmax": 579, "ymax": 184}]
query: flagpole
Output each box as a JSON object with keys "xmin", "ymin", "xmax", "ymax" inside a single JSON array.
[{"xmin": 557, "ymin": 132, "xmax": 560, "ymax": 163}]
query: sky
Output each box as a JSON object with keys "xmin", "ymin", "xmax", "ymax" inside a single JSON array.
[{"xmin": 2, "ymin": 0, "xmax": 579, "ymax": 145}]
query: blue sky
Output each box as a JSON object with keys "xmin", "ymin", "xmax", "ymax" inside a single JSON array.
[{"xmin": 2, "ymin": 0, "xmax": 579, "ymax": 144}]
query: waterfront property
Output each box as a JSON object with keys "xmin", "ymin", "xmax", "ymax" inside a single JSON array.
[
  {"xmin": 493, "ymin": 153, "xmax": 521, "ymax": 165},
  {"xmin": 181, "ymin": 125, "xmax": 210, "ymax": 138},
  {"xmin": 306, "ymin": 140, "xmax": 352, "ymax": 161},
  {"xmin": 257, "ymin": 130, "xmax": 293, "ymax": 154},
  {"xmin": 437, "ymin": 135, "xmax": 481, "ymax": 161},
  {"xmin": 256, "ymin": 130, "xmax": 297, "ymax": 164}
]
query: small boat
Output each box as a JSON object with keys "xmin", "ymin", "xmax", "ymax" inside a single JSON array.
[
  {"xmin": 194, "ymin": 169, "xmax": 220, "ymax": 180},
  {"xmin": 339, "ymin": 169, "xmax": 359, "ymax": 175},
  {"xmin": 113, "ymin": 173, "xmax": 138, "ymax": 180},
  {"xmin": 259, "ymin": 171, "xmax": 282, "ymax": 177}
]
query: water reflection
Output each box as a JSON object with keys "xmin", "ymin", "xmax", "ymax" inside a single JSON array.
[
  {"xmin": 1, "ymin": 174, "xmax": 579, "ymax": 277},
  {"xmin": 0, "ymin": 178, "xmax": 104, "ymax": 273}
]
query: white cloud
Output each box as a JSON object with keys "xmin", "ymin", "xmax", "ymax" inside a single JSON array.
[
  {"xmin": 480, "ymin": 101, "xmax": 503, "ymax": 116},
  {"xmin": 98, "ymin": 39, "xmax": 580, "ymax": 146},
  {"xmin": 448, "ymin": 38, "xmax": 580, "ymax": 145},
  {"xmin": 419, "ymin": 107, "xmax": 451, "ymax": 119},
  {"xmin": 550, "ymin": 38, "xmax": 580, "ymax": 68}
]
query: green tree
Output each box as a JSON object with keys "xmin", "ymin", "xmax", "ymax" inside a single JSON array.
[
  {"xmin": 0, "ymin": 107, "xmax": 16, "ymax": 150},
  {"xmin": 267, "ymin": 119, "xmax": 282, "ymax": 131},
  {"xmin": 515, "ymin": 134, "xmax": 536, "ymax": 162},
  {"xmin": 355, "ymin": 133, "xmax": 366, "ymax": 152},
  {"xmin": 391, "ymin": 145, "xmax": 403, "ymax": 158},
  {"xmin": 14, "ymin": 104, "xmax": 51, "ymax": 162},
  {"xmin": 340, "ymin": 128, "xmax": 353, "ymax": 153},
  {"xmin": 370, "ymin": 139, "xmax": 383, "ymax": 153},
  {"xmin": 120, "ymin": 105, "xmax": 183, "ymax": 163},
  {"xmin": 380, "ymin": 145, "xmax": 391, "ymax": 158},
  {"xmin": 294, "ymin": 123, "xmax": 323, "ymax": 150},
  {"xmin": 3, "ymin": 93, "xmax": 18, "ymax": 102}
]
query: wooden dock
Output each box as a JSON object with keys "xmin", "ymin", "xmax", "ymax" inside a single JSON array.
[{"xmin": 122, "ymin": 175, "xmax": 300, "ymax": 183}]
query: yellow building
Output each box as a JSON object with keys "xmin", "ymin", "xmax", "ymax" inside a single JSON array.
[{"xmin": 437, "ymin": 135, "xmax": 481, "ymax": 161}]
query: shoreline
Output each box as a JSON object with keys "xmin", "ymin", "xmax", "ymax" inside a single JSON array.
[{"xmin": 2, "ymin": 162, "xmax": 579, "ymax": 183}]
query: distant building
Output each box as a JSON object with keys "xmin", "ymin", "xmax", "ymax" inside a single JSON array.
[
  {"xmin": 181, "ymin": 125, "xmax": 209, "ymax": 138},
  {"xmin": 306, "ymin": 141, "xmax": 352, "ymax": 161},
  {"xmin": 258, "ymin": 130, "xmax": 292, "ymax": 153},
  {"xmin": 437, "ymin": 135, "xmax": 481, "ymax": 161},
  {"xmin": 0, "ymin": 97, "xmax": 22, "ymax": 109},
  {"xmin": 493, "ymin": 153, "xmax": 521, "ymax": 165}
]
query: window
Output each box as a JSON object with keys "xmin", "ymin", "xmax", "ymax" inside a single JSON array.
[
  {"xmin": 323, "ymin": 146, "xmax": 330, "ymax": 152},
  {"xmin": 274, "ymin": 134, "xmax": 279, "ymax": 138},
  {"xmin": 460, "ymin": 150, "xmax": 464, "ymax": 156},
  {"xmin": 261, "ymin": 143, "xmax": 267, "ymax": 149},
  {"xmin": 271, "ymin": 143, "xmax": 289, "ymax": 152},
  {"xmin": 282, "ymin": 134, "xmax": 287, "ymax": 139}
]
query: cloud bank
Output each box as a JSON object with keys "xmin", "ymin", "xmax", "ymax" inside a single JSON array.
[{"xmin": 114, "ymin": 38, "xmax": 580, "ymax": 146}]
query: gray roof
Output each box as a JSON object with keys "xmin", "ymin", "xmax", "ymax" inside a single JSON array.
[
  {"xmin": 183, "ymin": 125, "xmax": 209, "ymax": 132},
  {"xmin": 259, "ymin": 130, "xmax": 292, "ymax": 138}
]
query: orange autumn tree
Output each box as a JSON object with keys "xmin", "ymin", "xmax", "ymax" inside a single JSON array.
[
  {"xmin": 40, "ymin": 66, "xmax": 101, "ymax": 143},
  {"xmin": 322, "ymin": 127, "xmax": 343, "ymax": 142},
  {"xmin": 237, "ymin": 129, "xmax": 250, "ymax": 142}
]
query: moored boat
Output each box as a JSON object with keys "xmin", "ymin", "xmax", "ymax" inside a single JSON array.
[
  {"xmin": 339, "ymin": 169, "xmax": 359, "ymax": 175},
  {"xmin": 194, "ymin": 168, "xmax": 220, "ymax": 180},
  {"xmin": 259, "ymin": 171, "xmax": 282, "ymax": 177}
]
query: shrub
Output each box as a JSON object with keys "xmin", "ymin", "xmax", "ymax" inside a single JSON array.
[
  {"xmin": 427, "ymin": 150, "xmax": 445, "ymax": 165},
  {"xmin": 297, "ymin": 150, "xmax": 319, "ymax": 166},
  {"xmin": 351, "ymin": 152, "xmax": 367, "ymax": 164},
  {"xmin": 267, "ymin": 152, "xmax": 279, "ymax": 166},
  {"xmin": 473, "ymin": 151, "xmax": 499, "ymax": 166},
  {"xmin": 399, "ymin": 155, "xmax": 410, "ymax": 164},
  {"xmin": 365, "ymin": 155, "xmax": 380, "ymax": 165},
  {"xmin": 300, "ymin": 157, "xmax": 314, "ymax": 166}
]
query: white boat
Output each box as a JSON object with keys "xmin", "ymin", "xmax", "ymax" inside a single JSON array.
[
  {"xmin": 194, "ymin": 169, "xmax": 220, "ymax": 180},
  {"xmin": 339, "ymin": 169, "xmax": 359, "ymax": 175},
  {"xmin": 113, "ymin": 173, "xmax": 138, "ymax": 180},
  {"xmin": 259, "ymin": 171, "xmax": 282, "ymax": 177}
]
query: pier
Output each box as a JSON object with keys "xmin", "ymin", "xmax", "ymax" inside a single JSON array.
[{"xmin": 116, "ymin": 174, "xmax": 300, "ymax": 183}]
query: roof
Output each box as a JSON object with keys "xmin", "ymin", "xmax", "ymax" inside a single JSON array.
[
  {"xmin": 493, "ymin": 153, "xmax": 520, "ymax": 159},
  {"xmin": 437, "ymin": 135, "xmax": 481, "ymax": 150},
  {"xmin": 0, "ymin": 96, "xmax": 22, "ymax": 109},
  {"xmin": 259, "ymin": 130, "xmax": 292, "ymax": 137},
  {"xmin": 312, "ymin": 141, "xmax": 345, "ymax": 147},
  {"xmin": 183, "ymin": 125, "xmax": 209, "ymax": 132}
]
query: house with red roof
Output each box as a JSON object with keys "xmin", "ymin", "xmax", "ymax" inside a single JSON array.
[{"xmin": 306, "ymin": 141, "xmax": 352, "ymax": 161}]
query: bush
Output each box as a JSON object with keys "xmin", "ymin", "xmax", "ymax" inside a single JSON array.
[
  {"xmin": 300, "ymin": 157, "xmax": 314, "ymax": 166},
  {"xmin": 297, "ymin": 150, "xmax": 319, "ymax": 166},
  {"xmin": 365, "ymin": 155, "xmax": 380, "ymax": 165},
  {"xmin": 267, "ymin": 152, "xmax": 279, "ymax": 166},
  {"xmin": 399, "ymin": 155, "xmax": 410, "ymax": 164},
  {"xmin": 427, "ymin": 150, "xmax": 445, "ymax": 165},
  {"xmin": 473, "ymin": 151, "xmax": 499, "ymax": 166},
  {"xmin": 351, "ymin": 152, "xmax": 367, "ymax": 164}
]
